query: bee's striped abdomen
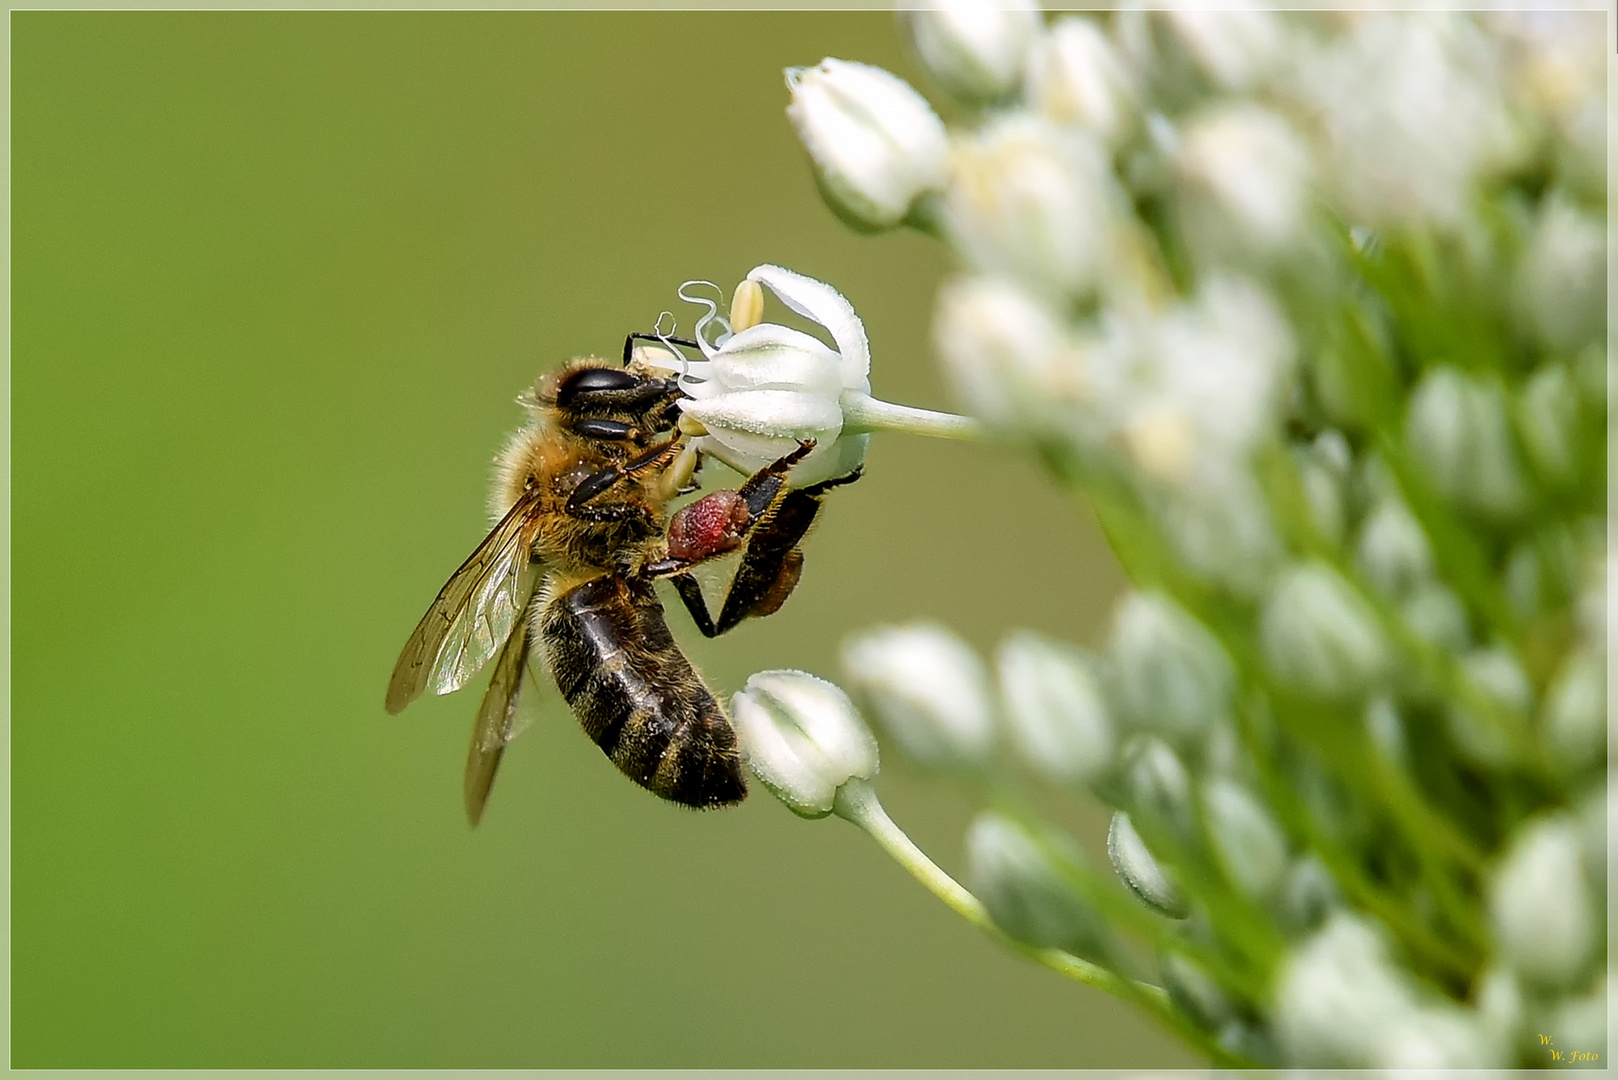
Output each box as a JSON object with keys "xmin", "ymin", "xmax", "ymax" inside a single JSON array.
[{"xmin": 541, "ymin": 574, "xmax": 746, "ymax": 808}]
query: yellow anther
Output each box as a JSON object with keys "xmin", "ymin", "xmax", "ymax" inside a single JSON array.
[
  {"xmin": 730, "ymin": 279, "xmax": 765, "ymax": 333},
  {"xmin": 677, "ymin": 413, "xmax": 710, "ymax": 437}
]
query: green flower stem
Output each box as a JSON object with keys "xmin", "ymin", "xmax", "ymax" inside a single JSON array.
[
  {"xmin": 841, "ymin": 391, "xmax": 984, "ymax": 441},
  {"xmin": 831, "ymin": 780, "xmax": 1252, "ymax": 1069}
]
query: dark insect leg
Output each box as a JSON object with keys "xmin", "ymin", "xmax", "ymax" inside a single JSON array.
[
  {"xmin": 565, "ymin": 436, "xmax": 683, "ymax": 520},
  {"xmin": 669, "ymin": 573, "xmax": 718, "ymax": 638},
  {"xmin": 714, "ymin": 465, "xmax": 863, "ymax": 633}
]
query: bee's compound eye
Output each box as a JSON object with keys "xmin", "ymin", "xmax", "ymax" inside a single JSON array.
[{"xmin": 556, "ymin": 367, "xmax": 643, "ymax": 406}]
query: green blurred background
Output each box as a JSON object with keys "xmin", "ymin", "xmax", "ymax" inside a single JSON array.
[{"xmin": 12, "ymin": 12, "xmax": 1185, "ymax": 1067}]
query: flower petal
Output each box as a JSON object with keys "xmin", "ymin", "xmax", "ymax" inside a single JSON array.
[
  {"xmin": 709, "ymin": 324, "xmax": 845, "ymax": 397},
  {"xmin": 748, "ymin": 264, "xmax": 872, "ymax": 390}
]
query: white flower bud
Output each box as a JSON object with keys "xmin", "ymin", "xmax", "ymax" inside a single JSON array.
[
  {"xmin": 995, "ymin": 631, "xmax": 1114, "ymax": 786},
  {"xmin": 1161, "ymin": 949, "xmax": 1233, "ymax": 1029},
  {"xmin": 1490, "ymin": 815, "xmax": 1595, "ymax": 988},
  {"xmin": 1542, "ymin": 649, "xmax": 1605, "ymax": 771},
  {"xmin": 1446, "ymin": 645, "xmax": 1531, "ymax": 767},
  {"xmin": 1382, "ymin": 1007, "xmax": 1498, "ymax": 1069},
  {"xmin": 1295, "ymin": 434, "xmax": 1349, "ymax": 546},
  {"xmin": 1260, "ymin": 562, "xmax": 1388, "ymax": 701},
  {"xmin": 932, "ymin": 274, "xmax": 1088, "ymax": 434},
  {"xmin": 1279, "ymin": 854, "xmax": 1340, "ymax": 937},
  {"xmin": 1363, "ymin": 696, "xmax": 1407, "ymax": 767},
  {"xmin": 899, "ymin": 2, "xmax": 1041, "ymax": 108},
  {"xmin": 944, "ymin": 114, "xmax": 1114, "ymax": 299},
  {"xmin": 1178, "ymin": 103, "xmax": 1310, "ymax": 254},
  {"xmin": 1108, "ymin": 810, "xmax": 1187, "ymax": 919},
  {"xmin": 1515, "ymin": 192, "xmax": 1604, "ymax": 353},
  {"xmin": 1355, "ymin": 497, "xmax": 1433, "ymax": 599},
  {"xmin": 1274, "ymin": 912, "xmax": 1416, "ymax": 1067},
  {"xmin": 1405, "ymin": 366, "xmax": 1529, "ymax": 521},
  {"xmin": 1107, "ymin": 591, "xmax": 1233, "ymax": 745},
  {"xmin": 1202, "ymin": 777, "xmax": 1288, "ymax": 902},
  {"xmin": 1025, "ymin": 17, "xmax": 1137, "ymax": 144},
  {"xmin": 784, "ymin": 58, "xmax": 949, "ymax": 232},
  {"xmin": 967, "ymin": 811, "xmax": 1117, "ymax": 963},
  {"xmin": 841, "ymin": 622, "xmax": 994, "ymax": 770},
  {"xmin": 1517, "ymin": 361, "xmax": 1583, "ymax": 487},
  {"xmin": 1473, "ymin": 966, "xmax": 1524, "ymax": 1059},
  {"xmin": 731, "ymin": 669, "xmax": 878, "ymax": 819},
  {"xmin": 1124, "ymin": 735, "xmax": 1193, "ymax": 838},
  {"xmin": 1400, "ymin": 582, "xmax": 1472, "ymax": 652},
  {"xmin": 1165, "ymin": 10, "xmax": 1288, "ymax": 92}
]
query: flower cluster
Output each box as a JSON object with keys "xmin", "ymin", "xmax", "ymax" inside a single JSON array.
[{"xmin": 732, "ymin": 8, "xmax": 1606, "ymax": 1069}]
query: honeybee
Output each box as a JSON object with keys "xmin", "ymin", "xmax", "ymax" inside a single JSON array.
[{"xmin": 385, "ymin": 334, "xmax": 859, "ymax": 823}]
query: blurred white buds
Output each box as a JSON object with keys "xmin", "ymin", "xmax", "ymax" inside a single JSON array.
[
  {"xmin": 943, "ymin": 114, "xmax": 1114, "ymax": 299},
  {"xmin": 1202, "ymin": 777, "xmax": 1289, "ymax": 901},
  {"xmin": 1355, "ymin": 497, "xmax": 1434, "ymax": 599},
  {"xmin": 1107, "ymin": 591, "xmax": 1234, "ymax": 745},
  {"xmin": 1274, "ymin": 912, "xmax": 1495, "ymax": 1068},
  {"xmin": 1178, "ymin": 104, "xmax": 1310, "ymax": 255},
  {"xmin": 933, "ymin": 274, "xmax": 1089, "ymax": 437},
  {"xmin": 1517, "ymin": 362, "xmax": 1583, "ymax": 488},
  {"xmin": 1304, "ymin": 13, "xmax": 1525, "ymax": 229},
  {"xmin": 1108, "ymin": 810, "xmax": 1187, "ymax": 918},
  {"xmin": 1406, "ymin": 367, "xmax": 1529, "ymax": 521},
  {"xmin": 900, "ymin": 2, "xmax": 1041, "ymax": 108},
  {"xmin": 1260, "ymin": 562, "xmax": 1388, "ymax": 701},
  {"xmin": 785, "ymin": 58, "xmax": 950, "ymax": 232},
  {"xmin": 731, "ymin": 669, "xmax": 879, "ymax": 819},
  {"xmin": 996, "ymin": 631, "xmax": 1114, "ymax": 786},
  {"xmin": 1164, "ymin": 10, "xmax": 1288, "ymax": 93},
  {"xmin": 842, "ymin": 622, "xmax": 994, "ymax": 770},
  {"xmin": 967, "ymin": 811, "xmax": 1116, "ymax": 963},
  {"xmin": 1446, "ymin": 645, "xmax": 1531, "ymax": 767},
  {"xmin": 1489, "ymin": 815, "xmax": 1596, "ymax": 988},
  {"xmin": 1541, "ymin": 649, "xmax": 1605, "ymax": 771},
  {"xmin": 1514, "ymin": 192, "xmax": 1604, "ymax": 353},
  {"xmin": 1025, "ymin": 17, "xmax": 1137, "ymax": 144}
]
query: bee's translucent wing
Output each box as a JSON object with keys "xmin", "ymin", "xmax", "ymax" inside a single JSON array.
[
  {"xmin": 464, "ymin": 588, "xmax": 539, "ymax": 826},
  {"xmin": 385, "ymin": 491, "xmax": 542, "ymax": 715}
]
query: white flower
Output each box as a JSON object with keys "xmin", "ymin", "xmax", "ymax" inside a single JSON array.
[
  {"xmin": 841, "ymin": 622, "xmax": 994, "ymax": 770},
  {"xmin": 1025, "ymin": 17, "xmax": 1137, "ymax": 144},
  {"xmin": 1355, "ymin": 496, "xmax": 1434, "ymax": 599},
  {"xmin": 1406, "ymin": 366, "xmax": 1529, "ymax": 521},
  {"xmin": 1517, "ymin": 361, "xmax": 1583, "ymax": 486},
  {"xmin": 1446, "ymin": 645, "xmax": 1532, "ymax": 767},
  {"xmin": 1542, "ymin": 648, "xmax": 1605, "ymax": 770},
  {"xmin": 1178, "ymin": 103, "xmax": 1310, "ymax": 255},
  {"xmin": 785, "ymin": 58, "xmax": 949, "ymax": 232},
  {"xmin": 932, "ymin": 274, "xmax": 1091, "ymax": 439},
  {"xmin": 995, "ymin": 630, "xmax": 1114, "ymax": 786},
  {"xmin": 1201, "ymin": 777, "xmax": 1288, "ymax": 901},
  {"xmin": 1300, "ymin": 13, "xmax": 1526, "ymax": 229},
  {"xmin": 1490, "ymin": 815, "xmax": 1596, "ymax": 988},
  {"xmin": 731, "ymin": 669, "xmax": 879, "ymax": 819},
  {"xmin": 1106, "ymin": 591, "xmax": 1233, "ymax": 746},
  {"xmin": 1259, "ymin": 562, "xmax": 1388, "ymax": 701},
  {"xmin": 1165, "ymin": 10, "xmax": 1289, "ymax": 93},
  {"xmin": 899, "ymin": 1, "xmax": 1042, "ymax": 108},
  {"xmin": 641, "ymin": 265, "xmax": 871, "ymax": 489},
  {"xmin": 1514, "ymin": 191, "xmax": 1604, "ymax": 353},
  {"xmin": 944, "ymin": 114, "xmax": 1115, "ymax": 299},
  {"xmin": 1273, "ymin": 912, "xmax": 1415, "ymax": 1067}
]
